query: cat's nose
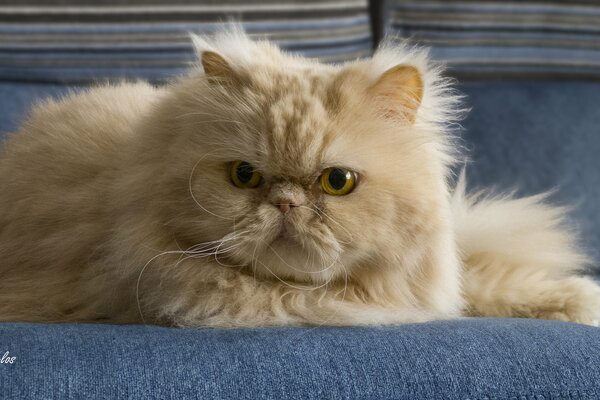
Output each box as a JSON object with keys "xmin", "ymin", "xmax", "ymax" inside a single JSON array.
[
  {"xmin": 268, "ymin": 182, "xmax": 306, "ymax": 214},
  {"xmin": 272, "ymin": 198, "xmax": 297, "ymax": 214}
]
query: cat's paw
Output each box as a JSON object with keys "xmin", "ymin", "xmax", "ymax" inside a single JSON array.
[{"xmin": 534, "ymin": 277, "xmax": 600, "ymax": 326}]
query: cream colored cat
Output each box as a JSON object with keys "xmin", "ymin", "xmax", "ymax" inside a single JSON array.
[{"xmin": 0, "ymin": 29, "xmax": 598, "ymax": 327}]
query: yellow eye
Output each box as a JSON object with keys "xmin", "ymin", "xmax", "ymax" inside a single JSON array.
[
  {"xmin": 230, "ymin": 161, "xmax": 261, "ymax": 188},
  {"xmin": 320, "ymin": 167, "xmax": 356, "ymax": 196}
]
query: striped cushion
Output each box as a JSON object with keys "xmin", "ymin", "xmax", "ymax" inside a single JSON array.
[
  {"xmin": 0, "ymin": 1, "xmax": 372, "ymax": 83},
  {"xmin": 387, "ymin": 0, "xmax": 600, "ymax": 79}
]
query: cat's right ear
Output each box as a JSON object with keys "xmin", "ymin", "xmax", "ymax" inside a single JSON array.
[
  {"xmin": 191, "ymin": 34, "xmax": 236, "ymax": 84},
  {"xmin": 200, "ymin": 51, "xmax": 236, "ymax": 83}
]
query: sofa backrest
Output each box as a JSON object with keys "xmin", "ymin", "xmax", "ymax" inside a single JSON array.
[
  {"xmin": 0, "ymin": 0, "xmax": 372, "ymax": 84},
  {"xmin": 386, "ymin": 0, "xmax": 600, "ymax": 79}
]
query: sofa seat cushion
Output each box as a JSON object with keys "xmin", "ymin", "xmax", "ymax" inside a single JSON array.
[{"xmin": 2, "ymin": 318, "xmax": 600, "ymax": 399}]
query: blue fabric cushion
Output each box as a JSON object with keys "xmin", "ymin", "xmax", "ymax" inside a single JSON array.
[{"xmin": 2, "ymin": 318, "xmax": 600, "ymax": 399}]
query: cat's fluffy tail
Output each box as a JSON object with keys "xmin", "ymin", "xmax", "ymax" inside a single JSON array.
[{"xmin": 451, "ymin": 173, "xmax": 600, "ymax": 325}]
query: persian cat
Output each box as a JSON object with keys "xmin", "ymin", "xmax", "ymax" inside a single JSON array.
[{"xmin": 0, "ymin": 29, "xmax": 598, "ymax": 327}]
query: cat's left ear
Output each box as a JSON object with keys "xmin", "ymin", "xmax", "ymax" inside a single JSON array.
[{"xmin": 369, "ymin": 65, "xmax": 423, "ymax": 124}]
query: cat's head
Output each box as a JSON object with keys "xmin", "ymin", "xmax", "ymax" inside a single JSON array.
[{"xmin": 160, "ymin": 28, "xmax": 462, "ymax": 284}]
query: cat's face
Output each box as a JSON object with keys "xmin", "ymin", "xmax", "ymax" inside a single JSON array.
[{"xmin": 167, "ymin": 39, "xmax": 452, "ymax": 285}]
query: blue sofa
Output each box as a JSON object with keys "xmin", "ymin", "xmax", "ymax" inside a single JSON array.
[
  {"xmin": 3, "ymin": 319, "xmax": 600, "ymax": 399},
  {"xmin": 1, "ymin": 1, "xmax": 599, "ymax": 398}
]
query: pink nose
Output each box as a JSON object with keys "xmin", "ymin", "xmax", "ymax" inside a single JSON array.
[{"xmin": 273, "ymin": 199, "xmax": 295, "ymax": 214}]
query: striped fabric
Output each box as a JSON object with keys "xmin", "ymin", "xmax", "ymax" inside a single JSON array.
[
  {"xmin": 387, "ymin": 0, "xmax": 600, "ymax": 79},
  {"xmin": 0, "ymin": 1, "xmax": 372, "ymax": 83}
]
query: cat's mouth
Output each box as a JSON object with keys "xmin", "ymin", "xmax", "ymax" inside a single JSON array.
[
  {"xmin": 272, "ymin": 220, "xmax": 298, "ymax": 245},
  {"xmin": 234, "ymin": 204, "xmax": 343, "ymax": 283}
]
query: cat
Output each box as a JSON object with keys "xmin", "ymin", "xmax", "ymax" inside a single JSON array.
[{"xmin": 0, "ymin": 28, "xmax": 598, "ymax": 327}]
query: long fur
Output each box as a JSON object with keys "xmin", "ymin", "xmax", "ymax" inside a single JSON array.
[
  {"xmin": 0, "ymin": 28, "xmax": 597, "ymax": 327},
  {"xmin": 453, "ymin": 174, "xmax": 600, "ymax": 324}
]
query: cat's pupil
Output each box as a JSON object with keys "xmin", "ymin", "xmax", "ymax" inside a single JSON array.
[
  {"xmin": 328, "ymin": 168, "xmax": 349, "ymax": 190},
  {"xmin": 236, "ymin": 162, "xmax": 254, "ymax": 183}
]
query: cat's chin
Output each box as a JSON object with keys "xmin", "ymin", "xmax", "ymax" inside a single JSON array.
[
  {"xmin": 271, "ymin": 222, "xmax": 295, "ymax": 244},
  {"xmin": 252, "ymin": 237, "xmax": 341, "ymax": 284},
  {"xmin": 270, "ymin": 234, "xmax": 297, "ymax": 248}
]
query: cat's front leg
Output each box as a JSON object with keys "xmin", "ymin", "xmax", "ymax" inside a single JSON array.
[
  {"xmin": 464, "ymin": 269, "xmax": 600, "ymax": 326},
  {"xmin": 138, "ymin": 257, "xmax": 433, "ymax": 327}
]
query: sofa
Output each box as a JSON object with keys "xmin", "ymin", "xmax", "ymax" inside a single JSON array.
[{"xmin": 1, "ymin": 0, "xmax": 600, "ymax": 398}]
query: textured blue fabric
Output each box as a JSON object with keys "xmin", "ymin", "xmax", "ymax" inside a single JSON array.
[
  {"xmin": 459, "ymin": 80, "xmax": 600, "ymax": 263},
  {"xmin": 1, "ymin": 318, "xmax": 600, "ymax": 399}
]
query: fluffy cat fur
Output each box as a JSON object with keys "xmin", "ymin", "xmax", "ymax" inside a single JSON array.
[{"xmin": 0, "ymin": 28, "xmax": 598, "ymax": 327}]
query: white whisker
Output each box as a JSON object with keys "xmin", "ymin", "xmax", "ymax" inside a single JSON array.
[
  {"xmin": 188, "ymin": 153, "xmax": 233, "ymax": 221},
  {"xmin": 254, "ymin": 258, "xmax": 333, "ymax": 291},
  {"xmin": 265, "ymin": 242, "xmax": 337, "ymax": 275},
  {"xmin": 303, "ymin": 201, "xmax": 354, "ymax": 246},
  {"xmin": 136, "ymin": 249, "xmax": 190, "ymax": 324},
  {"xmin": 136, "ymin": 230, "xmax": 250, "ymax": 321}
]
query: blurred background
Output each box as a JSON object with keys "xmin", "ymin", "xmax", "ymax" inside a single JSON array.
[{"xmin": 0, "ymin": 0, "xmax": 598, "ymax": 265}]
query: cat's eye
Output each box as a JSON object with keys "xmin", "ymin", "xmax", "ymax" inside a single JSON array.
[
  {"xmin": 320, "ymin": 167, "xmax": 357, "ymax": 196},
  {"xmin": 230, "ymin": 161, "xmax": 262, "ymax": 189}
]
